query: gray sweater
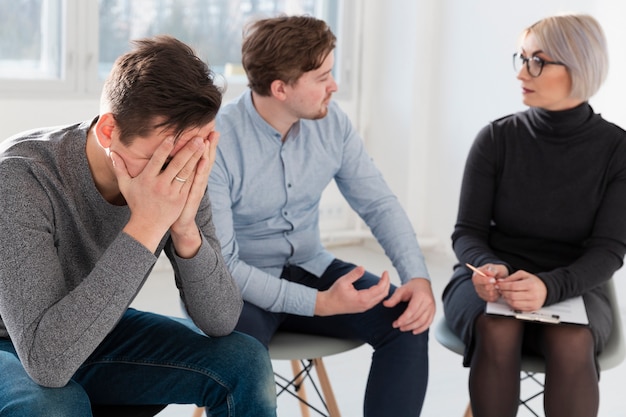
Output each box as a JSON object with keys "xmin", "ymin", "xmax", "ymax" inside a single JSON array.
[{"xmin": 0, "ymin": 120, "xmax": 242, "ymax": 387}]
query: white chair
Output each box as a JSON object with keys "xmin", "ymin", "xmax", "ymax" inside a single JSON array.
[
  {"xmin": 192, "ymin": 332, "xmax": 364, "ymax": 417},
  {"xmin": 435, "ymin": 279, "xmax": 626, "ymax": 417}
]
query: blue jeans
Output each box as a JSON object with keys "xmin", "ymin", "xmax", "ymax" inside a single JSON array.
[
  {"xmin": 0, "ymin": 308, "xmax": 276, "ymax": 417},
  {"xmin": 236, "ymin": 259, "xmax": 429, "ymax": 417}
]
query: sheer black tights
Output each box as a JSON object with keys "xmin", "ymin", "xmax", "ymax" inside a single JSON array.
[{"xmin": 469, "ymin": 315, "xmax": 598, "ymax": 417}]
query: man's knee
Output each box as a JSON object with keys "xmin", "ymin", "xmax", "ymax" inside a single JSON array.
[
  {"xmin": 229, "ymin": 331, "xmax": 274, "ymax": 380},
  {"xmin": 198, "ymin": 332, "xmax": 276, "ymax": 414},
  {"xmin": 0, "ymin": 348, "xmax": 91, "ymax": 416},
  {"xmin": 1, "ymin": 379, "xmax": 91, "ymax": 417}
]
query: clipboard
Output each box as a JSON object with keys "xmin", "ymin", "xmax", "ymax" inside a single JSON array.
[{"xmin": 486, "ymin": 295, "xmax": 589, "ymax": 325}]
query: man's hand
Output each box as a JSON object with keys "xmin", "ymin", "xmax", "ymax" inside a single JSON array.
[
  {"xmin": 170, "ymin": 131, "xmax": 220, "ymax": 258},
  {"xmin": 111, "ymin": 135, "xmax": 205, "ymax": 253},
  {"xmin": 314, "ymin": 266, "xmax": 391, "ymax": 316},
  {"xmin": 383, "ymin": 278, "xmax": 435, "ymax": 334}
]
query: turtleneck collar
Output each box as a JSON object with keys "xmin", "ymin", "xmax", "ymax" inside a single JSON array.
[{"xmin": 525, "ymin": 102, "xmax": 596, "ymax": 138}]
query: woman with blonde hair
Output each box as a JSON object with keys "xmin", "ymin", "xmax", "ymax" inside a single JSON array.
[{"xmin": 443, "ymin": 13, "xmax": 626, "ymax": 417}]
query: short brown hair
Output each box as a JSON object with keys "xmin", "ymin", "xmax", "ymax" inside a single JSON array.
[
  {"xmin": 242, "ymin": 15, "xmax": 336, "ymax": 96},
  {"xmin": 101, "ymin": 35, "xmax": 223, "ymax": 143}
]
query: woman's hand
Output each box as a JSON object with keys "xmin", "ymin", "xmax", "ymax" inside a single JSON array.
[
  {"xmin": 496, "ymin": 270, "xmax": 547, "ymax": 312},
  {"xmin": 470, "ymin": 263, "xmax": 509, "ymax": 302}
]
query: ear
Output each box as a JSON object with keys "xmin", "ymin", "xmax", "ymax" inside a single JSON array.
[
  {"xmin": 94, "ymin": 113, "xmax": 117, "ymax": 149},
  {"xmin": 269, "ymin": 79, "xmax": 288, "ymax": 101}
]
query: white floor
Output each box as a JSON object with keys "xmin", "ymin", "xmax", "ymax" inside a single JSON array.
[{"xmin": 130, "ymin": 240, "xmax": 626, "ymax": 417}]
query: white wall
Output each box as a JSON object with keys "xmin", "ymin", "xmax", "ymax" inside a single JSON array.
[
  {"xmin": 1, "ymin": 0, "xmax": 625, "ymax": 253},
  {"xmin": 359, "ymin": 0, "xmax": 442, "ymax": 246}
]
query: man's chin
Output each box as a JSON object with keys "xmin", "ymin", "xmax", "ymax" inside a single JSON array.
[{"xmin": 311, "ymin": 107, "xmax": 329, "ymax": 120}]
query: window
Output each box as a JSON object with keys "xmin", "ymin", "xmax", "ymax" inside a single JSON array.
[
  {"xmin": 0, "ymin": 0, "xmax": 63, "ymax": 80},
  {"xmin": 0, "ymin": 0, "xmax": 354, "ymax": 99},
  {"xmin": 0, "ymin": 0, "xmax": 69, "ymax": 93}
]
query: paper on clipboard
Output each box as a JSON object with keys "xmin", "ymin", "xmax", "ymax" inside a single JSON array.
[{"xmin": 486, "ymin": 295, "xmax": 589, "ymax": 325}]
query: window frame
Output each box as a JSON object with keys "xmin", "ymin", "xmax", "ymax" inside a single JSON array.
[{"xmin": 0, "ymin": 0, "xmax": 358, "ymax": 102}]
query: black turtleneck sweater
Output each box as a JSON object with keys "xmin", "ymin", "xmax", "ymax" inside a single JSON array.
[{"xmin": 451, "ymin": 102, "xmax": 626, "ymax": 308}]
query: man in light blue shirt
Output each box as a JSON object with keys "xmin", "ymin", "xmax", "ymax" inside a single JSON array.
[{"xmin": 210, "ymin": 15, "xmax": 435, "ymax": 416}]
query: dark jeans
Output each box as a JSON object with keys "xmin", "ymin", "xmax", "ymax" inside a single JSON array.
[
  {"xmin": 0, "ymin": 309, "xmax": 276, "ymax": 417},
  {"xmin": 236, "ymin": 259, "xmax": 429, "ymax": 417}
]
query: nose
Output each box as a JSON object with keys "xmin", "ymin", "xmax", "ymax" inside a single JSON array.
[
  {"xmin": 514, "ymin": 56, "xmax": 530, "ymax": 80},
  {"xmin": 516, "ymin": 64, "xmax": 530, "ymax": 81},
  {"xmin": 328, "ymin": 74, "xmax": 338, "ymax": 93}
]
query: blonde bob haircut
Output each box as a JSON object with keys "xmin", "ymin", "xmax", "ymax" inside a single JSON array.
[{"xmin": 522, "ymin": 13, "xmax": 608, "ymax": 101}]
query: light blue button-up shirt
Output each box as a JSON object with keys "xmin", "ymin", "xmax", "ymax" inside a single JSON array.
[{"xmin": 210, "ymin": 91, "xmax": 429, "ymax": 316}]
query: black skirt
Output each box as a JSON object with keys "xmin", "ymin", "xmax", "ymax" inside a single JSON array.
[{"xmin": 441, "ymin": 266, "xmax": 612, "ymax": 367}]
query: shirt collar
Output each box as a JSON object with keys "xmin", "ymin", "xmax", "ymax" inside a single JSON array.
[{"xmin": 243, "ymin": 90, "xmax": 301, "ymax": 143}]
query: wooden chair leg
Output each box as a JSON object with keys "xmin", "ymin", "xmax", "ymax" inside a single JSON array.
[
  {"xmin": 312, "ymin": 358, "xmax": 341, "ymax": 417},
  {"xmin": 291, "ymin": 359, "xmax": 311, "ymax": 417},
  {"xmin": 194, "ymin": 358, "xmax": 341, "ymax": 417},
  {"xmin": 463, "ymin": 402, "xmax": 472, "ymax": 417}
]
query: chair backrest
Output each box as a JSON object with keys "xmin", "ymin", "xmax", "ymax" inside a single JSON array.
[
  {"xmin": 598, "ymin": 279, "xmax": 626, "ymax": 371},
  {"xmin": 435, "ymin": 279, "xmax": 626, "ymax": 374}
]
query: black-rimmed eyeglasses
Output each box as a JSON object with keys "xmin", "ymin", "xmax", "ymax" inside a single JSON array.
[{"xmin": 513, "ymin": 53, "xmax": 566, "ymax": 77}]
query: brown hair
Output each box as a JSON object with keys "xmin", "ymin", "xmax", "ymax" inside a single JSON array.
[
  {"xmin": 101, "ymin": 35, "xmax": 223, "ymax": 143},
  {"xmin": 242, "ymin": 15, "xmax": 336, "ymax": 96}
]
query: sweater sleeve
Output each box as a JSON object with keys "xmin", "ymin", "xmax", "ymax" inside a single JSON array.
[
  {"xmin": 167, "ymin": 193, "xmax": 244, "ymax": 334},
  {"xmin": 0, "ymin": 162, "xmax": 157, "ymax": 387},
  {"xmin": 537, "ymin": 139, "xmax": 626, "ymax": 304},
  {"xmin": 451, "ymin": 123, "xmax": 512, "ymax": 270}
]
